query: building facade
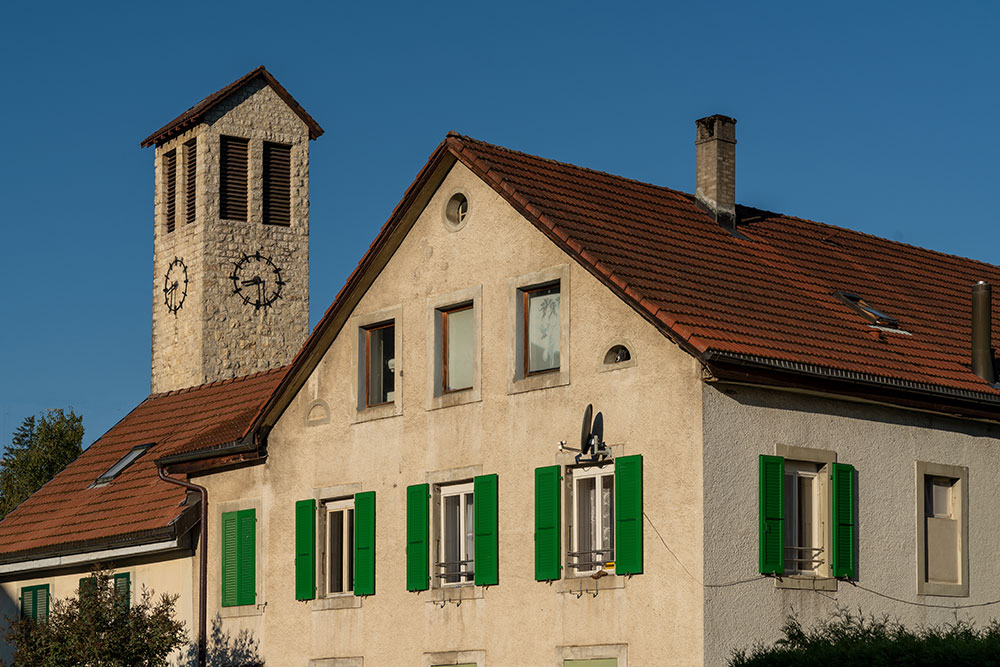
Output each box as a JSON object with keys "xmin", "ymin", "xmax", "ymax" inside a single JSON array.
[{"xmin": 2, "ymin": 70, "xmax": 1000, "ymax": 667}]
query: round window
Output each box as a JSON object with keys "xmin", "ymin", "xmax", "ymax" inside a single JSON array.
[{"xmin": 445, "ymin": 193, "xmax": 469, "ymax": 229}]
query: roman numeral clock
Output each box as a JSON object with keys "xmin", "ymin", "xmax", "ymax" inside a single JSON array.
[{"xmin": 231, "ymin": 251, "xmax": 285, "ymax": 310}]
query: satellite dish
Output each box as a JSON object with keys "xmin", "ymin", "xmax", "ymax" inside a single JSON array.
[
  {"xmin": 580, "ymin": 404, "xmax": 594, "ymax": 455},
  {"xmin": 591, "ymin": 412, "xmax": 604, "ymax": 448}
]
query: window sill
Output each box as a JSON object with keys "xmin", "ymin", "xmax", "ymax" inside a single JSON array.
[
  {"xmin": 427, "ymin": 387, "xmax": 481, "ymax": 411},
  {"xmin": 352, "ymin": 401, "xmax": 401, "ymax": 424},
  {"xmin": 422, "ymin": 584, "xmax": 483, "ymax": 605},
  {"xmin": 558, "ymin": 573, "xmax": 625, "ymax": 594},
  {"xmin": 507, "ymin": 368, "xmax": 569, "ymax": 395},
  {"xmin": 312, "ymin": 594, "xmax": 362, "ymax": 611},
  {"xmin": 219, "ymin": 602, "xmax": 264, "ymax": 618},
  {"xmin": 774, "ymin": 575, "xmax": 837, "ymax": 592},
  {"xmin": 918, "ymin": 580, "xmax": 969, "ymax": 597}
]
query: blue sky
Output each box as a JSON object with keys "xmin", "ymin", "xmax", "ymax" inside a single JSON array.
[{"xmin": 1, "ymin": 1, "xmax": 998, "ymax": 446}]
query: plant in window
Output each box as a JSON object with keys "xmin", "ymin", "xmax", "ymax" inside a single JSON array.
[{"xmin": 524, "ymin": 284, "xmax": 560, "ymax": 375}]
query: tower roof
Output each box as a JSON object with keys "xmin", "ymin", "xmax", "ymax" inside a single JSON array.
[{"xmin": 139, "ymin": 66, "xmax": 324, "ymax": 148}]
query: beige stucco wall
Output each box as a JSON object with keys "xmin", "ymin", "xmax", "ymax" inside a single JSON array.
[
  {"xmin": 197, "ymin": 160, "xmax": 707, "ymax": 665},
  {"xmin": 151, "ymin": 79, "xmax": 311, "ymax": 393},
  {"xmin": 0, "ymin": 551, "xmax": 195, "ymax": 664},
  {"xmin": 702, "ymin": 383, "xmax": 1000, "ymax": 666}
]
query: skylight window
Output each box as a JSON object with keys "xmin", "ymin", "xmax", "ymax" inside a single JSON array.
[
  {"xmin": 834, "ymin": 292, "xmax": 899, "ymax": 329},
  {"xmin": 95, "ymin": 444, "xmax": 152, "ymax": 485}
]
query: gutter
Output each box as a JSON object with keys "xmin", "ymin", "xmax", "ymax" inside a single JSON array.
[
  {"xmin": 157, "ymin": 465, "xmax": 208, "ymax": 667},
  {"xmin": 154, "ymin": 436, "xmax": 255, "ymax": 467}
]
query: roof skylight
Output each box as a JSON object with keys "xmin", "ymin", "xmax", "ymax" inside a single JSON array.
[
  {"xmin": 834, "ymin": 292, "xmax": 900, "ymax": 329},
  {"xmin": 95, "ymin": 444, "xmax": 152, "ymax": 485}
]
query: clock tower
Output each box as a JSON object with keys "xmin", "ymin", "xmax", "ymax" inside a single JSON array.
[{"xmin": 142, "ymin": 67, "xmax": 323, "ymax": 394}]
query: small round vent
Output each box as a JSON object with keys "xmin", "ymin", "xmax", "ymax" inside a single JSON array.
[{"xmin": 444, "ymin": 193, "xmax": 469, "ymax": 229}]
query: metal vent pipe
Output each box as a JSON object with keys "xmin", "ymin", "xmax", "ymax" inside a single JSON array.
[{"xmin": 972, "ymin": 281, "xmax": 995, "ymax": 384}]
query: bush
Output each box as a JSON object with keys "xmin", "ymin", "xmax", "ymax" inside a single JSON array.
[
  {"xmin": 6, "ymin": 570, "xmax": 186, "ymax": 667},
  {"xmin": 730, "ymin": 607, "xmax": 1000, "ymax": 666}
]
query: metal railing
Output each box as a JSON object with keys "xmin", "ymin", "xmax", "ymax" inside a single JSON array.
[
  {"xmin": 435, "ymin": 559, "xmax": 474, "ymax": 584},
  {"xmin": 784, "ymin": 545, "xmax": 824, "ymax": 568},
  {"xmin": 567, "ymin": 548, "xmax": 615, "ymax": 572}
]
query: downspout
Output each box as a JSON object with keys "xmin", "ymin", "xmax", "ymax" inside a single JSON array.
[{"xmin": 157, "ymin": 465, "xmax": 207, "ymax": 667}]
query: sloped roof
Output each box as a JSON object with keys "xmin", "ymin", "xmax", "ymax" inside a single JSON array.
[
  {"xmin": 250, "ymin": 132, "xmax": 1000, "ymax": 437},
  {"xmin": 0, "ymin": 368, "xmax": 286, "ymax": 562},
  {"xmin": 139, "ymin": 66, "xmax": 323, "ymax": 148}
]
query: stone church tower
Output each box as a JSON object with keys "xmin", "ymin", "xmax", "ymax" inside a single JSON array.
[{"xmin": 141, "ymin": 67, "xmax": 323, "ymax": 394}]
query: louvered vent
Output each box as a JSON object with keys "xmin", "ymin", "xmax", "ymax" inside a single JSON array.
[
  {"xmin": 263, "ymin": 142, "xmax": 291, "ymax": 226},
  {"xmin": 164, "ymin": 150, "xmax": 177, "ymax": 233},
  {"xmin": 220, "ymin": 136, "xmax": 249, "ymax": 222},
  {"xmin": 184, "ymin": 138, "xmax": 197, "ymax": 224}
]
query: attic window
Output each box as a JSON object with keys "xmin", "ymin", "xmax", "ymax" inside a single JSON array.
[
  {"xmin": 96, "ymin": 444, "xmax": 152, "ymax": 485},
  {"xmin": 834, "ymin": 292, "xmax": 899, "ymax": 328}
]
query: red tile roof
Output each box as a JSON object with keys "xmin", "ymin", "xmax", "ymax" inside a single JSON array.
[
  {"xmin": 139, "ymin": 66, "xmax": 324, "ymax": 148},
  {"xmin": 0, "ymin": 368, "xmax": 286, "ymax": 562},
  {"xmin": 252, "ymin": 132, "xmax": 1000, "ymax": 436}
]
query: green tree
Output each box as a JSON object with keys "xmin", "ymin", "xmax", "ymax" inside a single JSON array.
[
  {"xmin": 0, "ymin": 409, "xmax": 83, "ymax": 519},
  {"xmin": 6, "ymin": 570, "xmax": 186, "ymax": 667},
  {"xmin": 731, "ymin": 607, "xmax": 1000, "ymax": 666}
]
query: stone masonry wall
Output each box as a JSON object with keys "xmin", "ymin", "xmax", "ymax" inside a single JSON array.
[{"xmin": 151, "ymin": 81, "xmax": 311, "ymax": 394}]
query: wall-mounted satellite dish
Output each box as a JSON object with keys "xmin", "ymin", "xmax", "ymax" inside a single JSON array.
[{"xmin": 577, "ymin": 403, "xmax": 611, "ymax": 464}]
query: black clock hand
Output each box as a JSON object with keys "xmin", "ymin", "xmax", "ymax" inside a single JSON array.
[{"xmin": 241, "ymin": 276, "xmax": 262, "ymax": 287}]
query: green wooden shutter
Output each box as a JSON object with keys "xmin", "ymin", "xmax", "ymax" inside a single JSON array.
[
  {"xmin": 615, "ymin": 455, "xmax": 643, "ymax": 575},
  {"xmin": 20, "ymin": 587, "xmax": 33, "ymax": 620},
  {"xmin": 114, "ymin": 573, "xmax": 131, "ymax": 608},
  {"xmin": 474, "ymin": 473, "xmax": 499, "ymax": 586},
  {"xmin": 534, "ymin": 465, "xmax": 562, "ymax": 581},
  {"xmin": 759, "ymin": 455, "xmax": 785, "ymax": 575},
  {"xmin": 221, "ymin": 511, "xmax": 239, "ymax": 606},
  {"xmin": 831, "ymin": 462, "xmax": 857, "ymax": 578},
  {"xmin": 36, "ymin": 585, "xmax": 48, "ymax": 622},
  {"xmin": 354, "ymin": 491, "xmax": 376, "ymax": 596},
  {"xmin": 406, "ymin": 483, "xmax": 430, "ymax": 592},
  {"xmin": 237, "ymin": 508, "xmax": 256, "ymax": 606},
  {"xmin": 295, "ymin": 499, "xmax": 316, "ymax": 601}
]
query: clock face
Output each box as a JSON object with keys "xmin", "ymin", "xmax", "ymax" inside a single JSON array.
[
  {"xmin": 231, "ymin": 251, "xmax": 285, "ymax": 310},
  {"xmin": 163, "ymin": 257, "xmax": 188, "ymax": 314}
]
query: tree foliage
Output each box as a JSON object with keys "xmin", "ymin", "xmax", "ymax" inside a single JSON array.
[
  {"xmin": 0, "ymin": 409, "xmax": 83, "ymax": 519},
  {"xmin": 6, "ymin": 571, "xmax": 186, "ymax": 667},
  {"xmin": 731, "ymin": 607, "xmax": 1000, "ymax": 666}
]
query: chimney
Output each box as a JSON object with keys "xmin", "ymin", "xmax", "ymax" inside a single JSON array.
[
  {"xmin": 972, "ymin": 281, "xmax": 996, "ymax": 384},
  {"xmin": 695, "ymin": 114, "xmax": 737, "ymax": 233}
]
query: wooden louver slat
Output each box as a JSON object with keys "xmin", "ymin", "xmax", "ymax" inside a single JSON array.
[
  {"xmin": 164, "ymin": 150, "xmax": 177, "ymax": 232},
  {"xmin": 263, "ymin": 142, "xmax": 291, "ymax": 226},
  {"xmin": 185, "ymin": 138, "xmax": 197, "ymax": 224},
  {"xmin": 220, "ymin": 136, "xmax": 249, "ymax": 222}
]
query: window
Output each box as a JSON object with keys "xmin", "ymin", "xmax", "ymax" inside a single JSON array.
[
  {"xmin": 95, "ymin": 444, "xmax": 152, "ymax": 485},
  {"xmin": 509, "ymin": 265, "xmax": 570, "ymax": 394},
  {"xmin": 325, "ymin": 498, "xmax": 355, "ymax": 595},
  {"xmin": 569, "ymin": 466, "xmax": 615, "ymax": 575},
  {"xmin": 758, "ymin": 452, "xmax": 856, "ymax": 585},
  {"xmin": 443, "ymin": 192, "xmax": 469, "ymax": 229},
  {"xmin": 20, "ymin": 584, "xmax": 48, "ymax": 621},
  {"xmin": 221, "ymin": 508, "xmax": 255, "ymax": 607},
  {"xmin": 220, "ymin": 135, "xmax": 249, "ymax": 221},
  {"xmin": 783, "ymin": 462, "xmax": 822, "ymax": 574},
  {"xmin": 406, "ymin": 474, "xmax": 498, "ymax": 592},
  {"xmin": 164, "ymin": 149, "xmax": 177, "ymax": 232},
  {"xmin": 441, "ymin": 304, "xmax": 474, "ymax": 393},
  {"xmin": 364, "ymin": 322, "xmax": 395, "ymax": 408},
  {"xmin": 523, "ymin": 283, "xmax": 561, "ymax": 375},
  {"xmin": 834, "ymin": 291, "xmax": 899, "ymax": 328},
  {"xmin": 263, "ymin": 142, "xmax": 291, "ymax": 226},
  {"xmin": 916, "ymin": 461, "xmax": 968, "ymax": 596},
  {"xmin": 438, "ymin": 482, "xmax": 475, "ymax": 585},
  {"xmin": 184, "ymin": 138, "xmax": 197, "ymax": 224}
]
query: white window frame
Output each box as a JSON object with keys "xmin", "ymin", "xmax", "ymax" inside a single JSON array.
[
  {"xmin": 569, "ymin": 465, "xmax": 615, "ymax": 577},
  {"xmin": 783, "ymin": 461, "xmax": 822, "ymax": 576},
  {"xmin": 324, "ymin": 498, "xmax": 355, "ymax": 596},
  {"xmin": 436, "ymin": 482, "xmax": 475, "ymax": 587}
]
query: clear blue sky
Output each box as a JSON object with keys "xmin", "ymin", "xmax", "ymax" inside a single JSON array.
[{"xmin": 1, "ymin": 1, "xmax": 998, "ymax": 446}]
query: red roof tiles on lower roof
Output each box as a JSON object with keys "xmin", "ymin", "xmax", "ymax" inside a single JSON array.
[{"xmin": 0, "ymin": 367, "xmax": 286, "ymax": 561}]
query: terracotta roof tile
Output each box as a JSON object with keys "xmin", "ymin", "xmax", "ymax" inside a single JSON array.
[{"xmin": 0, "ymin": 367, "xmax": 286, "ymax": 560}]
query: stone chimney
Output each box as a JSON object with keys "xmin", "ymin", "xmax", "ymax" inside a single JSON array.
[{"xmin": 695, "ymin": 115, "xmax": 737, "ymax": 233}]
